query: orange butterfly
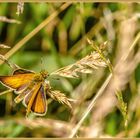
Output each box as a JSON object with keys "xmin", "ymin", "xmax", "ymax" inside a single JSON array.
[{"xmin": 0, "ymin": 68, "xmax": 69, "ymax": 116}]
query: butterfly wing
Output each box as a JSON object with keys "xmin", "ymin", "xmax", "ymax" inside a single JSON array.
[
  {"xmin": 13, "ymin": 68, "xmax": 35, "ymax": 75},
  {"xmin": 31, "ymin": 85, "xmax": 47, "ymax": 116},
  {"xmin": 0, "ymin": 73, "xmax": 35, "ymax": 91},
  {"xmin": 0, "ymin": 68, "xmax": 35, "ymax": 91},
  {"xmin": 23, "ymin": 83, "xmax": 47, "ymax": 116},
  {"xmin": 14, "ymin": 87, "xmax": 32, "ymax": 103}
]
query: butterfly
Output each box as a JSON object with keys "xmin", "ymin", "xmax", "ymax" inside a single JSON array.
[{"xmin": 0, "ymin": 68, "xmax": 72, "ymax": 116}]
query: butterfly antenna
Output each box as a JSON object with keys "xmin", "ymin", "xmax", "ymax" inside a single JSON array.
[{"xmin": 40, "ymin": 57, "xmax": 45, "ymax": 71}]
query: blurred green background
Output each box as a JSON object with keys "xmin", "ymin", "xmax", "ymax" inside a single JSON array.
[{"xmin": 0, "ymin": 2, "xmax": 140, "ymax": 138}]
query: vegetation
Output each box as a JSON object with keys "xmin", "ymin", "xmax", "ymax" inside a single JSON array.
[{"xmin": 0, "ymin": 2, "xmax": 140, "ymax": 138}]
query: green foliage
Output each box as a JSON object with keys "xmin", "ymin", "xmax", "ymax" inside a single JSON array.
[{"xmin": 0, "ymin": 2, "xmax": 139, "ymax": 138}]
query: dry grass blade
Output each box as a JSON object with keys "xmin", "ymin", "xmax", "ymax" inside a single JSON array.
[
  {"xmin": 0, "ymin": 44, "xmax": 11, "ymax": 49},
  {"xmin": 47, "ymin": 89, "xmax": 72, "ymax": 110},
  {"xmin": 0, "ymin": 16, "xmax": 21, "ymax": 24},
  {"xmin": 51, "ymin": 42, "xmax": 107, "ymax": 78}
]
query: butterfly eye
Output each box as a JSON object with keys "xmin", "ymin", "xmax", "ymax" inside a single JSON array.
[{"xmin": 41, "ymin": 71, "xmax": 48, "ymax": 79}]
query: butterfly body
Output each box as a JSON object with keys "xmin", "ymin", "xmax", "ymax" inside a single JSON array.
[{"xmin": 0, "ymin": 68, "xmax": 72, "ymax": 116}]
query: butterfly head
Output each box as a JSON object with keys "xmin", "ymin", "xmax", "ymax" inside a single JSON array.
[{"xmin": 40, "ymin": 70, "xmax": 49, "ymax": 79}]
